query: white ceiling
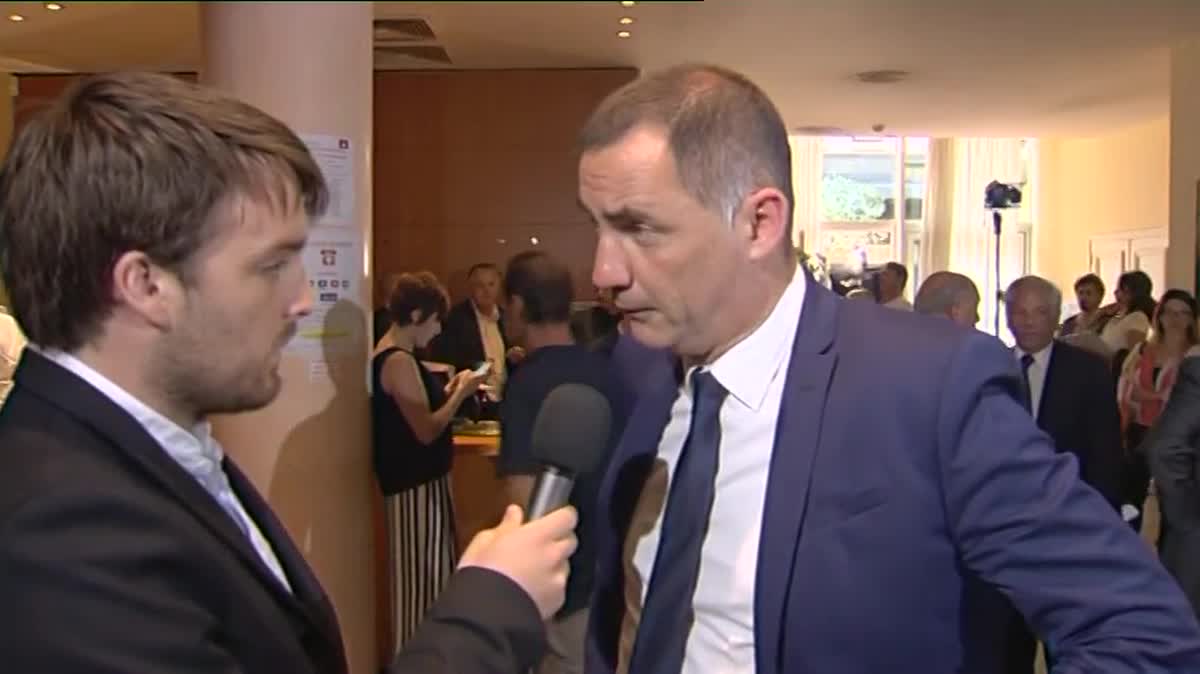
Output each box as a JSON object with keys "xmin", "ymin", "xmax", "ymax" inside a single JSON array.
[{"xmin": 2, "ymin": 0, "xmax": 1199, "ymax": 136}]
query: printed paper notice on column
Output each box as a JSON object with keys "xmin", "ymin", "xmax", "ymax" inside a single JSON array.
[
  {"xmin": 284, "ymin": 133, "xmax": 364, "ymax": 358},
  {"xmin": 299, "ymin": 133, "xmax": 355, "ymax": 228}
]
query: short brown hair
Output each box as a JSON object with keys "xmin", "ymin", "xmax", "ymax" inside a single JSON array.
[
  {"xmin": 0, "ymin": 72, "xmax": 328, "ymax": 351},
  {"xmin": 503, "ymin": 250, "xmax": 574, "ymax": 324},
  {"xmin": 578, "ymin": 64, "xmax": 793, "ymax": 229},
  {"xmin": 1074, "ymin": 273, "xmax": 1105, "ymax": 295},
  {"xmin": 388, "ymin": 272, "xmax": 449, "ymax": 327}
]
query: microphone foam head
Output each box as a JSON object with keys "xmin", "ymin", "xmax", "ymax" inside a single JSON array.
[{"xmin": 530, "ymin": 382, "xmax": 613, "ymax": 476}]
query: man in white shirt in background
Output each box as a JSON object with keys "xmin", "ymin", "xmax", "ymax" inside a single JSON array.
[{"xmin": 878, "ymin": 261, "xmax": 912, "ymax": 310}]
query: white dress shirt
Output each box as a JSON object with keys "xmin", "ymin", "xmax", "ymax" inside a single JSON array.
[
  {"xmin": 473, "ymin": 301, "xmax": 507, "ymax": 397},
  {"xmin": 0, "ymin": 309, "xmax": 26, "ymax": 405},
  {"xmin": 630, "ymin": 266, "xmax": 806, "ymax": 674},
  {"xmin": 1014, "ymin": 342, "xmax": 1053, "ymax": 420},
  {"xmin": 35, "ymin": 347, "xmax": 293, "ymax": 592}
]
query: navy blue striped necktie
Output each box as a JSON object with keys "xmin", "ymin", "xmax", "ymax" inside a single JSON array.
[{"xmin": 628, "ymin": 369, "xmax": 728, "ymax": 674}]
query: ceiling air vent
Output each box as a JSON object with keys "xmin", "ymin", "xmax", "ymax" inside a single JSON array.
[
  {"xmin": 373, "ymin": 19, "xmax": 436, "ymax": 42},
  {"xmin": 853, "ymin": 69, "xmax": 910, "ymax": 84},
  {"xmin": 792, "ymin": 125, "xmax": 848, "ymax": 136},
  {"xmin": 373, "ymin": 17, "xmax": 451, "ymax": 68}
]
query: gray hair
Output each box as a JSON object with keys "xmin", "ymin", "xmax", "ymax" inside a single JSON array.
[
  {"xmin": 577, "ymin": 64, "xmax": 793, "ymax": 230},
  {"xmin": 915, "ymin": 271, "xmax": 979, "ymax": 316},
  {"xmin": 1005, "ymin": 275, "xmax": 1062, "ymax": 314}
]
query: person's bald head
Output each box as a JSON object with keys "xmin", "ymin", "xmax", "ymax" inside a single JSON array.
[{"xmin": 915, "ymin": 271, "xmax": 980, "ymax": 328}]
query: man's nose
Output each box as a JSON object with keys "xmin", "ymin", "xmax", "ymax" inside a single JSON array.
[
  {"xmin": 294, "ymin": 278, "xmax": 314, "ymax": 318},
  {"xmin": 592, "ymin": 234, "xmax": 631, "ymax": 291}
]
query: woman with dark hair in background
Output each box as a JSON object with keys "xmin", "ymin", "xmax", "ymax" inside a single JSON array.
[
  {"xmin": 1118, "ymin": 289, "xmax": 1200, "ymax": 532},
  {"xmin": 372, "ymin": 271, "xmax": 487, "ymax": 654},
  {"xmin": 1100, "ymin": 271, "xmax": 1157, "ymax": 370}
]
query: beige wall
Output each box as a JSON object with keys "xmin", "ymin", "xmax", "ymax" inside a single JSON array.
[
  {"xmin": 1036, "ymin": 116, "xmax": 1169, "ymax": 293},
  {"xmin": 0, "ymin": 72, "xmax": 11, "ymax": 309}
]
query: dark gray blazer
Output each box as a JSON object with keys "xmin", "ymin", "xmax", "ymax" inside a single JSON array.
[{"xmin": 1143, "ymin": 355, "xmax": 1200, "ymax": 617}]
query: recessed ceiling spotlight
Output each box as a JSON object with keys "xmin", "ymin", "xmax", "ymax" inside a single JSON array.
[
  {"xmin": 617, "ymin": 30, "xmax": 632, "ymax": 38},
  {"xmin": 44, "ymin": 2, "xmax": 63, "ymax": 10},
  {"xmin": 619, "ymin": 16, "xmax": 634, "ymax": 25},
  {"xmin": 8, "ymin": 14, "xmax": 25, "ymax": 22},
  {"xmin": 621, "ymin": 1, "xmax": 636, "ymax": 6}
]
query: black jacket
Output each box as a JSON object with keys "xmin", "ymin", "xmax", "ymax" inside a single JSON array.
[{"xmin": 0, "ymin": 350, "xmax": 545, "ymax": 674}]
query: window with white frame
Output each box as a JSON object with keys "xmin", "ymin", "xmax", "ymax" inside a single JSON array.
[
  {"xmin": 810, "ymin": 135, "xmax": 1035, "ymax": 317},
  {"xmin": 817, "ymin": 136, "xmax": 928, "ymax": 293}
]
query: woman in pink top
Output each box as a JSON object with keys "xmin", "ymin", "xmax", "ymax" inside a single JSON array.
[{"xmin": 1119, "ymin": 289, "xmax": 1200, "ymax": 532}]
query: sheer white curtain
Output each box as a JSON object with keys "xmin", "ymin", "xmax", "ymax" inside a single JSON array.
[
  {"xmin": 788, "ymin": 136, "xmax": 823, "ymax": 252},
  {"xmin": 949, "ymin": 138, "xmax": 1024, "ymax": 338},
  {"xmin": 919, "ymin": 138, "xmax": 955, "ymax": 277}
]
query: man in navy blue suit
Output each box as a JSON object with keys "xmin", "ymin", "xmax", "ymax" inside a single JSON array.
[{"xmin": 577, "ymin": 63, "xmax": 1200, "ymax": 674}]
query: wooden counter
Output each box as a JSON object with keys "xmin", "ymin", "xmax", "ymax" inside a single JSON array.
[{"xmin": 449, "ymin": 433, "xmax": 507, "ymax": 552}]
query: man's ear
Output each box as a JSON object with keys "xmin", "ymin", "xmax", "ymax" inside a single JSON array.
[
  {"xmin": 110, "ymin": 251, "xmax": 180, "ymax": 330},
  {"xmin": 739, "ymin": 187, "xmax": 790, "ymax": 261}
]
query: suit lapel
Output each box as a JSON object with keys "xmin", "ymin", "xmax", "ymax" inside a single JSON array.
[
  {"xmin": 1036, "ymin": 345, "xmax": 1060, "ymax": 426},
  {"xmin": 13, "ymin": 351, "xmax": 319, "ymax": 630},
  {"xmin": 594, "ymin": 357, "xmax": 679, "ymax": 667},
  {"xmin": 754, "ymin": 279, "xmax": 839, "ymax": 674},
  {"xmin": 226, "ymin": 462, "xmax": 346, "ymax": 654}
]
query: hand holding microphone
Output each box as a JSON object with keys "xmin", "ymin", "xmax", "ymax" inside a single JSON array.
[
  {"xmin": 458, "ymin": 505, "xmax": 577, "ymax": 619},
  {"xmin": 457, "ymin": 383, "xmax": 612, "ymax": 619}
]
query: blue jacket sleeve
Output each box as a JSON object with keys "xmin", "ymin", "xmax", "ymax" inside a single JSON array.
[{"xmin": 937, "ymin": 332, "xmax": 1200, "ymax": 672}]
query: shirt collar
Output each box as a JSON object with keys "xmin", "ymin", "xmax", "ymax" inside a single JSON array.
[
  {"xmin": 30, "ymin": 346, "xmax": 223, "ymax": 469},
  {"xmin": 472, "ymin": 301, "xmax": 500, "ymax": 322},
  {"xmin": 1015, "ymin": 341, "xmax": 1054, "ymax": 367},
  {"xmin": 699, "ymin": 266, "xmax": 807, "ymax": 411}
]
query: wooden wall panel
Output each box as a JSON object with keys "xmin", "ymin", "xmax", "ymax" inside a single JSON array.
[{"xmin": 372, "ymin": 69, "xmax": 636, "ymax": 302}]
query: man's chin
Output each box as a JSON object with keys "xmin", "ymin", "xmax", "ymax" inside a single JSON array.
[
  {"xmin": 626, "ymin": 318, "xmax": 675, "ymax": 350},
  {"xmin": 224, "ymin": 373, "xmax": 283, "ymax": 415}
]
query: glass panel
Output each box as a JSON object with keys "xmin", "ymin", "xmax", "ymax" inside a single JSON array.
[
  {"xmin": 903, "ymin": 137, "xmax": 929, "ymax": 222},
  {"xmin": 821, "ymin": 137, "xmax": 898, "ymax": 222}
]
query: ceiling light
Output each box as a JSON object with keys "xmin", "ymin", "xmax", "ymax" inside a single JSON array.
[
  {"xmin": 619, "ymin": 16, "xmax": 634, "ymax": 25},
  {"xmin": 44, "ymin": 2, "xmax": 63, "ymax": 10},
  {"xmin": 617, "ymin": 30, "xmax": 632, "ymax": 38},
  {"xmin": 620, "ymin": 0, "xmax": 635, "ymax": 6},
  {"xmin": 8, "ymin": 14, "xmax": 25, "ymax": 22},
  {"xmin": 530, "ymin": 236, "xmax": 540, "ymax": 245}
]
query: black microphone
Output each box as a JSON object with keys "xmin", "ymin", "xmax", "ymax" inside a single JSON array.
[{"xmin": 525, "ymin": 382, "xmax": 613, "ymax": 521}]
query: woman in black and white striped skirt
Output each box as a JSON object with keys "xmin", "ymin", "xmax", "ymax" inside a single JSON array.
[{"xmin": 371, "ymin": 271, "xmax": 485, "ymax": 652}]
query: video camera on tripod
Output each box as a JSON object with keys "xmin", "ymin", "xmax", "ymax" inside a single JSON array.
[{"xmin": 985, "ymin": 180, "xmax": 1023, "ymax": 333}]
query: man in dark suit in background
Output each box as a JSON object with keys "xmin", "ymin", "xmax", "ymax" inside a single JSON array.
[
  {"xmin": 430, "ymin": 263, "xmax": 523, "ymax": 373},
  {"xmin": 578, "ymin": 64, "xmax": 1200, "ymax": 674},
  {"xmin": 0, "ymin": 72, "xmax": 576, "ymax": 674},
  {"xmin": 1143, "ymin": 355, "xmax": 1200, "ymax": 619},
  {"xmin": 1004, "ymin": 274, "xmax": 1126, "ymax": 673},
  {"xmin": 1007, "ymin": 275, "xmax": 1124, "ymax": 507}
]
